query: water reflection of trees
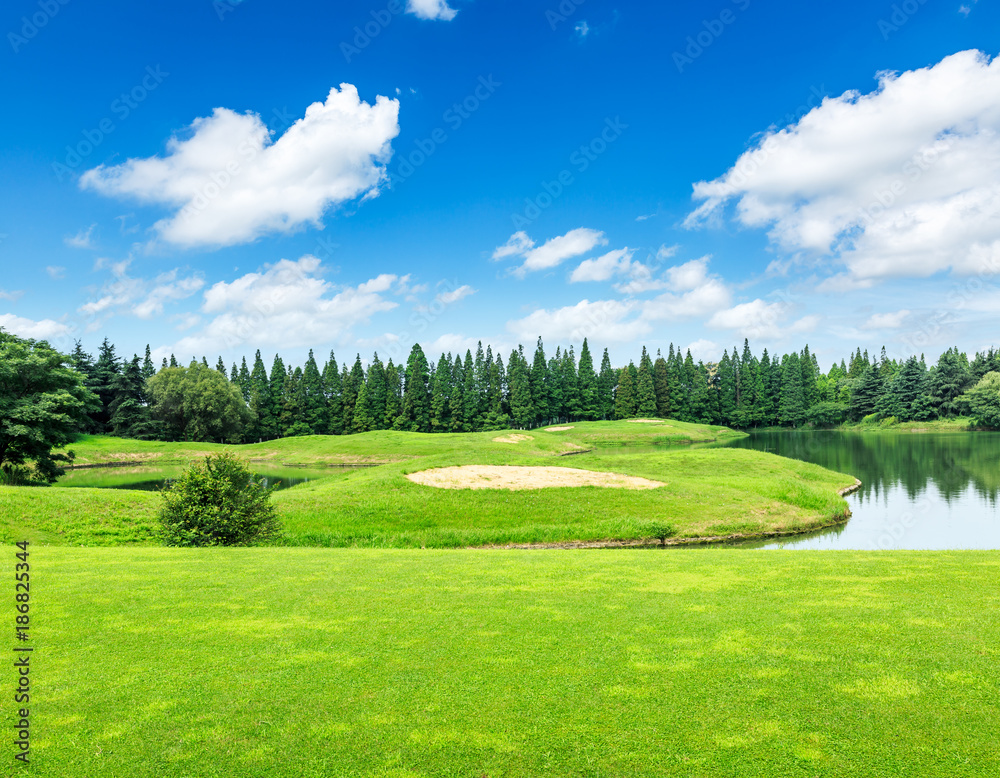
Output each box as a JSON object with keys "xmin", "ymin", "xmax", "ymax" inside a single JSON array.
[{"xmin": 729, "ymin": 432, "xmax": 1000, "ymax": 504}]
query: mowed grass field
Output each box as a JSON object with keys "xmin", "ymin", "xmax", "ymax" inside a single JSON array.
[
  {"xmin": 0, "ymin": 421, "xmax": 859, "ymax": 547},
  {"xmin": 18, "ymin": 547, "xmax": 1000, "ymax": 777}
]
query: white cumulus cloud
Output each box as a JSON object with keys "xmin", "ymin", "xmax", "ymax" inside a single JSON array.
[
  {"xmin": 170, "ymin": 256, "xmax": 404, "ymax": 356},
  {"xmin": 0, "ymin": 314, "xmax": 71, "ymax": 341},
  {"xmin": 407, "ymin": 0, "xmax": 458, "ymax": 21},
  {"xmin": 507, "ymin": 299, "xmax": 649, "ymax": 343},
  {"xmin": 707, "ymin": 299, "xmax": 819, "ymax": 341},
  {"xmin": 687, "ymin": 50, "xmax": 1000, "ymax": 288},
  {"xmin": 864, "ymin": 309, "xmax": 910, "ymax": 329},
  {"xmin": 570, "ymin": 248, "xmax": 636, "ymax": 283},
  {"xmin": 493, "ymin": 228, "xmax": 607, "ymax": 277},
  {"xmin": 80, "ymin": 84, "xmax": 400, "ymax": 249}
]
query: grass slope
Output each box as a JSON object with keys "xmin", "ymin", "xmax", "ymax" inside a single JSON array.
[
  {"xmin": 3, "ymin": 421, "xmax": 856, "ymax": 547},
  {"xmin": 19, "ymin": 547, "xmax": 1000, "ymax": 777},
  {"xmin": 275, "ymin": 447, "xmax": 853, "ymax": 547},
  {"xmin": 57, "ymin": 420, "xmax": 745, "ymax": 467}
]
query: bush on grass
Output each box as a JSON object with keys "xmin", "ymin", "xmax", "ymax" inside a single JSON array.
[{"xmin": 158, "ymin": 453, "xmax": 283, "ymax": 547}]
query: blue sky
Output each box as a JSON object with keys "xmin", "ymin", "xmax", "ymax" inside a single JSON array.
[{"xmin": 2, "ymin": 0, "xmax": 999, "ymax": 371}]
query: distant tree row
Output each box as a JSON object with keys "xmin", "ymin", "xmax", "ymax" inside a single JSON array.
[{"xmin": 59, "ymin": 335, "xmax": 1000, "ymax": 444}]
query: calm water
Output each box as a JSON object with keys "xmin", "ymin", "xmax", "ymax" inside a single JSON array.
[
  {"xmin": 724, "ymin": 431, "xmax": 1000, "ymax": 550},
  {"xmin": 55, "ymin": 465, "xmax": 348, "ymax": 492}
]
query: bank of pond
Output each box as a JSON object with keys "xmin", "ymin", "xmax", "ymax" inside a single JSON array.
[{"xmin": 3, "ymin": 421, "xmax": 998, "ymax": 551}]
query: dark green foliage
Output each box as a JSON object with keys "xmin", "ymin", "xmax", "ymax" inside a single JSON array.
[
  {"xmin": 300, "ymin": 350, "xmax": 328, "ymax": 434},
  {"xmin": 578, "ymin": 339, "xmax": 599, "ymax": 420},
  {"xmin": 597, "ymin": 349, "xmax": 615, "ymax": 420},
  {"xmin": 92, "ymin": 337, "xmax": 122, "ymax": 432},
  {"xmin": 929, "ymin": 348, "xmax": 973, "ymax": 417},
  {"xmin": 147, "ymin": 363, "xmax": 252, "ymax": 443},
  {"xmin": 400, "ymin": 344, "xmax": 431, "ymax": 432},
  {"xmin": 247, "ymin": 351, "xmax": 276, "ymax": 442},
  {"xmin": 961, "ymin": 372, "xmax": 1000, "ymax": 429},
  {"xmin": 614, "ymin": 362, "xmax": 638, "ymax": 419},
  {"xmin": 806, "ymin": 401, "xmax": 848, "ymax": 428},
  {"xmin": 778, "ymin": 352, "xmax": 806, "ymax": 427},
  {"xmin": 636, "ymin": 347, "xmax": 657, "ymax": 417},
  {"xmin": 508, "ymin": 347, "xmax": 533, "ymax": 428},
  {"xmin": 108, "ymin": 356, "xmax": 157, "ymax": 438},
  {"xmin": 0, "ymin": 330, "xmax": 99, "ymax": 482},
  {"xmin": 157, "ymin": 453, "xmax": 282, "ymax": 547},
  {"xmin": 653, "ymin": 352, "xmax": 670, "ymax": 418},
  {"xmin": 383, "ymin": 359, "xmax": 402, "ymax": 430},
  {"xmin": 530, "ymin": 338, "xmax": 550, "ymax": 425}
]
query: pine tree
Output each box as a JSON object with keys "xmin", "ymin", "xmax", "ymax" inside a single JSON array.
[
  {"xmin": 929, "ymin": 347, "xmax": 973, "ymax": 417},
  {"xmin": 561, "ymin": 346, "xmax": 580, "ymax": 421},
  {"xmin": 400, "ymin": 344, "xmax": 431, "ymax": 432},
  {"xmin": 344, "ymin": 356, "xmax": 365, "ymax": 433},
  {"xmin": 508, "ymin": 347, "xmax": 534, "ymax": 428},
  {"xmin": 384, "ymin": 359, "xmax": 402, "ymax": 430},
  {"xmin": 169, "ymin": 354, "xmax": 178, "ymax": 368},
  {"xmin": 653, "ymin": 352, "xmax": 671, "ymax": 418},
  {"xmin": 849, "ymin": 363, "xmax": 883, "ymax": 421},
  {"xmin": 577, "ymin": 338, "xmax": 599, "ymax": 420},
  {"xmin": 247, "ymin": 350, "xmax": 276, "ymax": 441},
  {"xmin": 430, "ymin": 353, "xmax": 452, "ymax": 431},
  {"xmin": 142, "ymin": 346, "xmax": 156, "ymax": 381},
  {"xmin": 462, "ymin": 351, "xmax": 478, "ymax": 431},
  {"xmin": 615, "ymin": 362, "xmax": 638, "ymax": 419},
  {"xmin": 92, "ymin": 337, "xmax": 122, "ymax": 433},
  {"xmin": 688, "ymin": 359, "xmax": 713, "ymax": 423},
  {"xmin": 778, "ymin": 352, "xmax": 806, "ymax": 427},
  {"xmin": 322, "ymin": 352, "xmax": 344, "ymax": 435},
  {"xmin": 237, "ymin": 357, "xmax": 251, "ymax": 402},
  {"xmin": 268, "ymin": 355, "xmax": 287, "ymax": 436},
  {"xmin": 597, "ymin": 349, "xmax": 615, "ymax": 420},
  {"xmin": 717, "ymin": 350, "xmax": 737, "ymax": 426},
  {"xmin": 214, "ymin": 356, "xmax": 226, "ymax": 375},
  {"xmin": 636, "ymin": 347, "xmax": 657, "ymax": 416},
  {"xmin": 352, "ymin": 374, "xmax": 374, "ymax": 432},
  {"xmin": 366, "ymin": 353, "xmax": 388, "ymax": 430},
  {"xmin": 800, "ymin": 345, "xmax": 820, "ymax": 411},
  {"xmin": 530, "ymin": 337, "xmax": 550, "ymax": 425},
  {"xmin": 108, "ymin": 356, "xmax": 154, "ymax": 438},
  {"xmin": 548, "ymin": 348, "xmax": 565, "ymax": 422},
  {"xmin": 230, "ymin": 363, "xmax": 238, "ymax": 383},
  {"xmin": 449, "ymin": 356, "xmax": 467, "ymax": 431},
  {"xmin": 301, "ymin": 350, "xmax": 328, "ymax": 434}
]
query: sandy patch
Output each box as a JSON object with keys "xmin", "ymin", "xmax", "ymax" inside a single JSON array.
[
  {"xmin": 492, "ymin": 434, "xmax": 534, "ymax": 444},
  {"xmin": 542, "ymin": 426, "xmax": 573, "ymax": 432},
  {"xmin": 406, "ymin": 465, "xmax": 665, "ymax": 491},
  {"xmin": 627, "ymin": 419, "xmax": 665, "ymax": 424}
]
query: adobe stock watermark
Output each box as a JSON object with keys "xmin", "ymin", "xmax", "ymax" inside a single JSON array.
[
  {"xmin": 511, "ymin": 117, "xmax": 627, "ymax": 230},
  {"xmin": 51, "ymin": 66, "xmax": 169, "ymax": 183},
  {"xmin": 388, "ymin": 75, "xmax": 501, "ymax": 187},
  {"xmin": 214, "ymin": 0, "xmax": 248, "ymax": 22},
  {"xmin": 545, "ymin": 0, "xmax": 586, "ymax": 31},
  {"xmin": 7, "ymin": 0, "xmax": 71, "ymax": 54},
  {"xmin": 673, "ymin": 0, "xmax": 752, "ymax": 74},
  {"xmin": 340, "ymin": 0, "xmax": 406, "ymax": 63},
  {"xmin": 877, "ymin": 0, "xmax": 929, "ymax": 41}
]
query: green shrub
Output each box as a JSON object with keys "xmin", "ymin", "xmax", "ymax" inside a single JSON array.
[
  {"xmin": 158, "ymin": 454, "xmax": 283, "ymax": 547},
  {"xmin": 879, "ymin": 416, "xmax": 899, "ymax": 428},
  {"xmin": 860, "ymin": 414, "xmax": 879, "ymax": 426},
  {"xmin": 640, "ymin": 521, "xmax": 678, "ymax": 546}
]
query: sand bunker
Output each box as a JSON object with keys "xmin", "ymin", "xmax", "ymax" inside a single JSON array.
[
  {"xmin": 406, "ymin": 465, "xmax": 665, "ymax": 491},
  {"xmin": 542, "ymin": 426, "xmax": 573, "ymax": 432},
  {"xmin": 627, "ymin": 419, "xmax": 665, "ymax": 423},
  {"xmin": 492, "ymin": 434, "xmax": 534, "ymax": 444}
]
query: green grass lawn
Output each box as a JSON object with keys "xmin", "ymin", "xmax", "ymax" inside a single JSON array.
[
  {"xmin": 2, "ymin": 421, "xmax": 857, "ymax": 547},
  {"xmin": 17, "ymin": 546, "xmax": 1000, "ymax": 777}
]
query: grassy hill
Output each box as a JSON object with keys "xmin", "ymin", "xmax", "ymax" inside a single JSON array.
[{"xmin": 1, "ymin": 421, "xmax": 858, "ymax": 547}]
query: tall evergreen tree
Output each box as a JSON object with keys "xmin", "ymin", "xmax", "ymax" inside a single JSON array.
[
  {"xmin": 268, "ymin": 355, "xmax": 287, "ymax": 436},
  {"xmin": 92, "ymin": 337, "xmax": 122, "ymax": 433},
  {"xmin": 778, "ymin": 352, "xmax": 806, "ymax": 427},
  {"xmin": 237, "ymin": 357, "xmax": 251, "ymax": 402},
  {"xmin": 577, "ymin": 338, "xmax": 599, "ymax": 420},
  {"xmin": 384, "ymin": 359, "xmax": 402, "ymax": 430},
  {"xmin": 849, "ymin": 363, "xmax": 883, "ymax": 421},
  {"xmin": 615, "ymin": 362, "xmax": 638, "ymax": 419},
  {"xmin": 716, "ymin": 350, "xmax": 737, "ymax": 426},
  {"xmin": 142, "ymin": 346, "xmax": 156, "ymax": 381},
  {"xmin": 430, "ymin": 353, "xmax": 452, "ymax": 432},
  {"xmin": 653, "ymin": 352, "xmax": 671, "ymax": 418},
  {"xmin": 462, "ymin": 351, "xmax": 479, "ymax": 432},
  {"xmin": 322, "ymin": 352, "xmax": 344, "ymax": 435},
  {"xmin": 366, "ymin": 353, "xmax": 388, "ymax": 430},
  {"xmin": 352, "ymin": 373, "xmax": 374, "ymax": 432},
  {"xmin": 508, "ymin": 347, "xmax": 534, "ymax": 428},
  {"xmin": 597, "ymin": 348, "xmax": 615, "ymax": 420},
  {"xmin": 529, "ymin": 337, "xmax": 550, "ymax": 425},
  {"xmin": 108, "ymin": 356, "xmax": 155, "ymax": 438},
  {"xmin": 301, "ymin": 350, "xmax": 328, "ymax": 434},
  {"xmin": 561, "ymin": 346, "xmax": 580, "ymax": 421},
  {"xmin": 636, "ymin": 347, "xmax": 657, "ymax": 417},
  {"xmin": 449, "ymin": 356, "xmax": 467, "ymax": 431},
  {"xmin": 400, "ymin": 344, "xmax": 431, "ymax": 432}
]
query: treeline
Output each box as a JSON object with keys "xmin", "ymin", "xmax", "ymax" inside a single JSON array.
[{"xmin": 65, "ymin": 336, "xmax": 1000, "ymax": 443}]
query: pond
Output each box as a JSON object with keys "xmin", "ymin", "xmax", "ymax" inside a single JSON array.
[
  {"xmin": 55, "ymin": 464, "xmax": 351, "ymax": 493},
  {"xmin": 723, "ymin": 431, "xmax": 1000, "ymax": 550}
]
